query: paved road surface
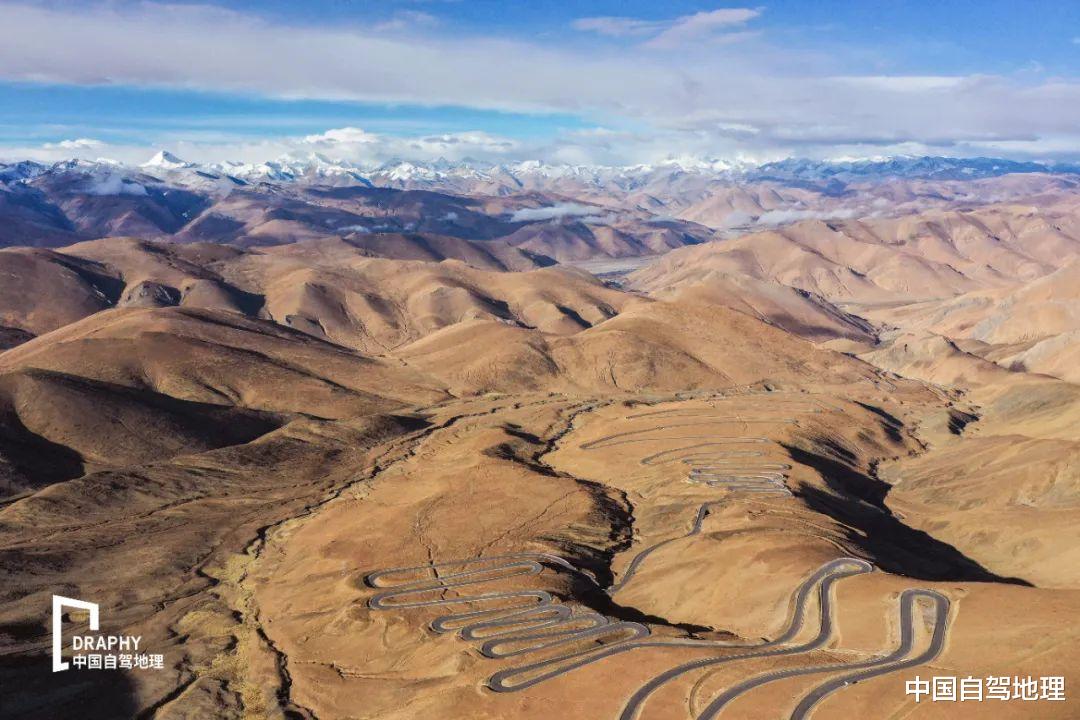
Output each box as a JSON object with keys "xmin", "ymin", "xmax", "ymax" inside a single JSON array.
[
  {"xmin": 787, "ymin": 589, "xmax": 950, "ymax": 720},
  {"xmin": 367, "ymin": 554, "xmax": 873, "ymax": 693},
  {"xmin": 616, "ymin": 559, "xmax": 874, "ymax": 720}
]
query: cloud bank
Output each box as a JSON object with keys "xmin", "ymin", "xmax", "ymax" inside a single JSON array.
[
  {"xmin": 572, "ymin": 7, "xmax": 761, "ymax": 48},
  {"xmin": 510, "ymin": 203, "xmax": 598, "ymax": 222},
  {"xmin": 1, "ymin": 3, "xmax": 1079, "ymax": 164}
]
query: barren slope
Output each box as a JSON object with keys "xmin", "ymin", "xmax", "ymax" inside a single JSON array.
[
  {"xmin": 632, "ymin": 202, "xmax": 1080, "ymax": 305},
  {"xmin": 0, "ymin": 306, "xmax": 447, "ymax": 416}
]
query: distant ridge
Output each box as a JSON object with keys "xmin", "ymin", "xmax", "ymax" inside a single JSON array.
[{"xmin": 3, "ymin": 154, "xmax": 1078, "ymax": 194}]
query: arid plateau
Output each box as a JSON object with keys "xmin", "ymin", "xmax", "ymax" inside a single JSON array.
[{"xmin": 0, "ymin": 154, "xmax": 1077, "ymax": 719}]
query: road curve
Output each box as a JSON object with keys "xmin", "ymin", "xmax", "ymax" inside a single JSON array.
[
  {"xmin": 788, "ymin": 589, "xmax": 950, "ymax": 720},
  {"xmin": 590, "ymin": 416, "xmax": 795, "ymax": 595},
  {"xmin": 616, "ymin": 558, "xmax": 874, "ymax": 720},
  {"xmin": 624, "ymin": 399, "xmax": 830, "ymax": 420},
  {"xmin": 365, "ymin": 555, "xmax": 873, "ymax": 694},
  {"xmin": 693, "ymin": 589, "xmax": 951, "ymax": 719},
  {"xmin": 486, "ymin": 557, "xmax": 872, "ymax": 693},
  {"xmin": 625, "ymin": 408, "xmax": 821, "ymax": 420},
  {"xmin": 608, "ymin": 502, "xmax": 718, "ymax": 594},
  {"xmin": 366, "ymin": 409, "xmax": 805, "ymax": 692},
  {"xmin": 642, "ymin": 446, "xmax": 766, "ymax": 466},
  {"xmin": 581, "ymin": 428, "xmax": 781, "ymax": 452}
]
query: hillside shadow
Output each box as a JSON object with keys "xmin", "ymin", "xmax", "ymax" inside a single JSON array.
[
  {"xmin": 784, "ymin": 443, "xmax": 1032, "ymax": 586},
  {"xmin": 0, "ymin": 648, "xmax": 140, "ymax": 720}
]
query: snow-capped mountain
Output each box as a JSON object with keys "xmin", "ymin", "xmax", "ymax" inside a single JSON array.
[
  {"xmin": 7, "ymin": 151, "xmax": 1076, "ymax": 198},
  {"xmin": 4, "ymin": 148, "xmax": 1079, "ymax": 259},
  {"xmin": 0, "ymin": 160, "xmax": 47, "ymax": 184},
  {"xmin": 143, "ymin": 150, "xmax": 192, "ymax": 170},
  {"xmin": 749, "ymin": 156, "xmax": 1075, "ymax": 183},
  {"xmin": 207, "ymin": 153, "xmax": 371, "ymax": 186},
  {"xmin": 352, "ymin": 155, "xmax": 1080, "ymax": 197}
]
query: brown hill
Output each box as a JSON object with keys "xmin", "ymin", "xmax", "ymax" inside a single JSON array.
[
  {"xmin": 672, "ymin": 183, "xmax": 822, "ymax": 227},
  {"xmin": 0, "ymin": 247, "xmax": 119, "ymax": 336},
  {"xmin": 859, "ymin": 330, "xmax": 1018, "ymax": 387},
  {"xmin": 309, "ymin": 232, "xmax": 552, "ymax": 270},
  {"xmin": 497, "ymin": 218, "xmax": 711, "ymax": 262},
  {"xmin": 880, "ymin": 372, "xmax": 1080, "ymax": 588},
  {"xmin": 632, "ymin": 224, "xmax": 978, "ymax": 305},
  {"xmin": 1, "ymin": 220, "xmax": 1077, "ymax": 720},
  {"xmin": 396, "ymin": 300, "xmax": 884, "ymax": 395},
  {"xmin": 648, "ymin": 272, "xmax": 877, "ymax": 345},
  {"xmin": 0, "ymin": 307, "xmax": 446, "ymax": 417},
  {"xmin": 861, "ymin": 260, "xmax": 1080, "ymax": 383},
  {"xmin": 0, "ymin": 368, "xmax": 282, "ymax": 497},
  {"xmin": 0, "ymin": 237, "xmax": 577, "ymax": 353},
  {"xmin": 632, "ymin": 202, "xmax": 1080, "ymax": 305},
  {"xmin": 219, "ymin": 255, "xmax": 632, "ymax": 353}
]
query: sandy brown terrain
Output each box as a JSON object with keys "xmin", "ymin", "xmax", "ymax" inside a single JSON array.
[
  {"xmin": 237, "ymin": 387, "xmax": 1079, "ymax": 720},
  {"xmin": 0, "ymin": 183, "xmax": 1077, "ymax": 720},
  {"xmin": 632, "ymin": 200, "xmax": 1080, "ymax": 302}
]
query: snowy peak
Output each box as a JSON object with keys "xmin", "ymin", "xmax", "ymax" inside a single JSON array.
[
  {"xmin": 5, "ymin": 153, "xmax": 1078, "ymax": 200},
  {"xmin": 751, "ymin": 156, "xmax": 1071, "ymax": 182},
  {"xmin": 0, "ymin": 160, "xmax": 47, "ymax": 184},
  {"xmin": 205, "ymin": 153, "xmax": 371, "ymax": 186},
  {"xmin": 143, "ymin": 150, "xmax": 191, "ymax": 170}
]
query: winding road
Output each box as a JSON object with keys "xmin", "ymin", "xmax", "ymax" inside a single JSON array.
[
  {"xmin": 607, "ymin": 502, "xmax": 719, "ymax": 594},
  {"xmin": 788, "ymin": 589, "xmax": 951, "ymax": 720},
  {"xmin": 616, "ymin": 558, "xmax": 873, "ymax": 720},
  {"xmin": 363, "ymin": 399, "xmax": 954, "ymax": 717},
  {"xmin": 367, "ymin": 554, "xmax": 874, "ymax": 693},
  {"xmin": 581, "ymin": 428, "xmax": 785, "ymax": 452},
  {"xmin": 692, "ymin": 589, "xmax": 951, "ymax": 719}
]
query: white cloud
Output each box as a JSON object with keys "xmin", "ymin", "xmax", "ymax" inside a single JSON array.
[
  {"xmin": 84, "ymin": 172, "xmax": 148, "ymax": 196},
  {"xmin": 510, "ymin": 203, "xmax": 598, "ymax": 222},
  {"xmin": 374, "ymin": 10, "xmax": 439, "ymax": 33},
  {"xmin": 578, "ymin": 213, "xmax": 620, "ymax": 225},
  {"xmin": 573, "ymin": 7, "xmax": 762, "ymax": 48},
  {"xmin": 646, "ymin": 9, "xmax": 762, "ymax": 49},
  {"xmin": 406, "ymin": 131, "xmax": 519, "ymax": 156},
  {"xmin": 571, "ymin": 16, "xmax": 665, "ymax": 38},
  {"xmin": 42, "ymin": 138, "xmax": 105, "ymax": 150},
  {"xmin": 303, "ymin": 127, "xmax": 380, "ymax": 144},
  {"xmin": 755, "ymin": 208, "xmax": 858, "ymax": 225},
  {"xmin": 0, "ymin": 3, "xmax": 1079, "ymax": 164},
  {"xmin": 293, "ymin": 127, "xmax": 520, "ymax": 163},
  {"xmin": 834, "ymin": 76, "xmax": 965, "ymax": 92}
]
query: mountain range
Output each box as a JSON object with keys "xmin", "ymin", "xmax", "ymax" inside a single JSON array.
[
  {"xmin": 6, "ymin": 152, "xmax": 1080, "ymax": 194},
  {"xmin": 3, "ymin": 152, "xmax": 1079, "ymax": 260}
]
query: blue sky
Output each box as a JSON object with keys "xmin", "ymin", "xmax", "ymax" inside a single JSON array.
[
  {"xmin": 198, "ymin": 0, "xmax": 1080, "ymax": 75},
  {"xmin": 1, "ymin": 1, "xmax": 1079, "ymax": 165}
]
